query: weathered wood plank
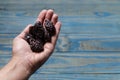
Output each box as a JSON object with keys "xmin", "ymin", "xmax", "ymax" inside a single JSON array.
[
  {"xmin": 1, "ymin": 51, "xmax": 120, "ymax": 73},
  {"xmin": 30, "ymin": 74, "xmax": 120, "ymax": 80},
  {"xmin": 0, "ymin": 16, "xmax": 120, "ymax": 34},
  {"xmin": 0, "ymin": 0, "xmax": 120, "ymax": 16},
  {"xmin": 1, "ymin": 34, "xmax": 120, "ymax": 53}
]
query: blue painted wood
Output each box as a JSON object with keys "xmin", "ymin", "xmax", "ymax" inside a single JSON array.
[{"xmin": 0, "ymin": 0, "xmax": 120, "ymax": 80}]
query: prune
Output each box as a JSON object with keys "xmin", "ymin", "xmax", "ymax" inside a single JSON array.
[
  {"xmin": 44, "ymin": 19, "xmax": 56, "ymax": 36},
  {"xmin": 29, "ymin": 22, "xmax": 45, "ymax": 39},
  {"xmin": 24, "ymin": 19, "xmax": 56, "ymax": 53},
  {"xmin": 29, "ymin": 38, "xmax": 44, "ymax": 52}
]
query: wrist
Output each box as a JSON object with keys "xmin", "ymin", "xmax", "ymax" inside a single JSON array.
[{"xmin": 0, "ymin": 57, "xmax": 31, "ymax": 80}]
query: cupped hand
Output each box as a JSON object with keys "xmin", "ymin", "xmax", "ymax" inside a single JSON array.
[{"xmin": 12, "ymin": 9, "xmax": 61, "ymax": 74}]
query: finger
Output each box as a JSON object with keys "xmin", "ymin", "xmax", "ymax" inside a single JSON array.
[
  {"xmin": 17, "ymin": 24, "xmax": 32, "ymax": 39},
  {"xmin": 51, "ymin": 21, "xmax": 62, "ymax": 45},
  {"xmin": 45, "ymin": 9, "xmax": 54, "ymax": 20},
  {"xmin": 37, "ymin": 10, "xmax": 47, "ymax": 23},
  {"xmin": 51, "ymin": 14, "xmax": 58, "ymax": 25}
]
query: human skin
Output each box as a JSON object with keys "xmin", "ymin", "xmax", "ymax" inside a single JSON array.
[{"xmin": 0, "ymin": 9, "xmax": 61, "ymax": 80}]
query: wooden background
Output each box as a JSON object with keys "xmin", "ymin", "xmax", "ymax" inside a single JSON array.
[{"xmin": 0, "ymin": 0, "xmax": 120, "ymax": 80}]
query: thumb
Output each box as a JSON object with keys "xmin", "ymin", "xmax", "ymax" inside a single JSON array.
[{"xmin": 17, "ymin": 24, "xmax": 32, "ymax": 39}]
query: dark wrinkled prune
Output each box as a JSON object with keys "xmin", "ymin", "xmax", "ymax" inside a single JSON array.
[
  {"xmin": 29, "ymin": 38, "xmax": 44, "ymax": 52},
  {"xmin": 25, "ymin": 34, "xmax": 33, "ymax": 44},
  {"xmin": 24, "ymin": 19, "xmax": 56, "ymax": 53},
  {"xmin": 29, "ymin": 22, "xmax": 45, "ymax": 39},
  {"xmin": 44, "ymin": 19, "xmax": 56, "ymax": 36}
]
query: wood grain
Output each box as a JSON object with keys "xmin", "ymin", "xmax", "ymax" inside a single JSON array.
[{"xmin": 0, "ymin": 0, "xmax": 120, "ymax": 80}]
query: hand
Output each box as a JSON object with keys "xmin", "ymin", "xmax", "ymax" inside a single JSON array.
[
  {"xmin": 0, "ymin": 9, "xmax": 61, "ymax": 80},
  {"xmin": 13, "ymin": 9, "xmax": 61, "ymax": 73}
]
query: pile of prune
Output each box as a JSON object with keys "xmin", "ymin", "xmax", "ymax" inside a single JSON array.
[{"xmin": 24, "ymin": 19, "xmax": 56, "ymax": 52}]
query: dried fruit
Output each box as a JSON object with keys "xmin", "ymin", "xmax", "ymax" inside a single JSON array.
[
  {"xmin": 24, "ymin": 19, "xmax": 56, "ymax": 53},
  {"xmin": 44, "ymin": 19, "xmax": 56, "ymax": 36}
]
